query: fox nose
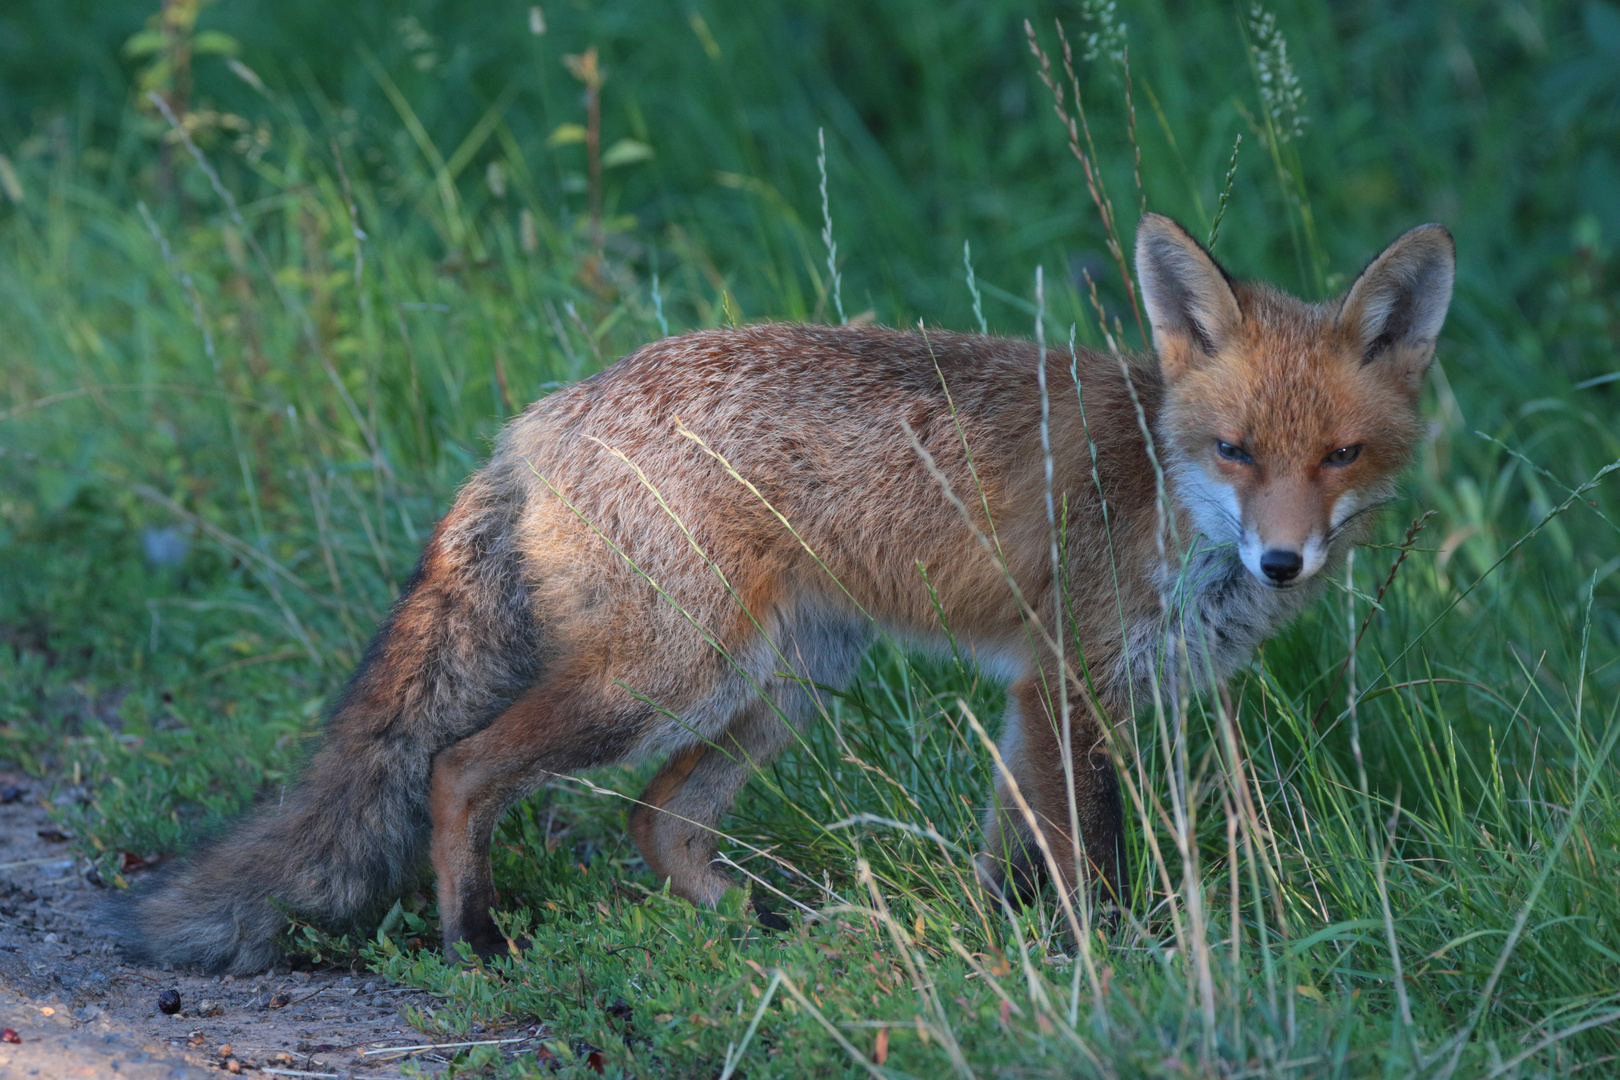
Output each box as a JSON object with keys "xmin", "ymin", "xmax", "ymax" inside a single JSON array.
[{"xmin": 1260, "ymin": 549, "xmax": 1304, "ymax": 584}]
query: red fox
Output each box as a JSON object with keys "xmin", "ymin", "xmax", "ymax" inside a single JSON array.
[{"xmin": 114, "ymin": 214, "xmax": 1453, "ymax": 973}]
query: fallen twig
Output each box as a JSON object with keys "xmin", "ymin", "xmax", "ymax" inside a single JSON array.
[{"xmin": 362, "ymin": 1036, "xmax": 529, "ymax": 1058}]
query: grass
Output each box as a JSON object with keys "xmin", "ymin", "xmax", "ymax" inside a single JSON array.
[{"xmin": 2, "ymin": 1, "xmax": 1619, "ymax": 1076}]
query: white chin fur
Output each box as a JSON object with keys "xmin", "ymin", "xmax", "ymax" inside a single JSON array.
[{"xmin": 1171, "ymin": 464, "xmax": 1244, "ymax": 547}]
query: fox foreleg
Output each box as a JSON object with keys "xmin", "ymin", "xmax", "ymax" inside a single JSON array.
[{"xmin": 978, "ymin": 676, "xmax": 1126, "ymax": 915}]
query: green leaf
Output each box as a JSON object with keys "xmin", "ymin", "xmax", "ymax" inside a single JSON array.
[
  {"xmin": 123, "ymin": 29, "xmax": 168, "ymax": 59},
  {"xmin": 602, "ymin": 138, "xmax": 653, "ymax": 168},
  {"xmin": 546, "ymin": 123, "xmax": 587, "ymax": 147},
  {"xmin": 192, "ymin": 31, "xmax": 242, "ymax": 57},
  {"xmin": 377, "ymin": 897, "xmax": 405, "ymax": 945},
  {"xmin": 137, "ymin": 59, "xmax": 173, "ymax": 93}
]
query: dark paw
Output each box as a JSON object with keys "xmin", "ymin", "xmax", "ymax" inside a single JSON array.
[
  {"xmin": 471, "ymin": 931, "xmax": 535, "ymax": 962},
  {"xmin": 445, "ymin": 916, "xmax": 525, "ymax": 965},
  {"xmin": 752, "ymin": 897, "xmax": 791, "ymax": 933}
]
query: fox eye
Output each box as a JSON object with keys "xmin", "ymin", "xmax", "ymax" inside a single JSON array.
[
  {"xmin": 1215, "ymin": 439, "xmax": 1253, "ymax": 464},
  {"xmin": 1324, "ymin": 444, "xmax": 1363, "ymax": 467}
]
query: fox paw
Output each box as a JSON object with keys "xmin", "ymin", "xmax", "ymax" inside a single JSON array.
[{"xmin": 752, "ymin": 897, "xmax": 791, "ymax": 933}]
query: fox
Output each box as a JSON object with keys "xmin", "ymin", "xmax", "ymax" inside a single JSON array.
[{"xmin": 112, "ymin": 213, "xmax": 1454, "ymax": 973}]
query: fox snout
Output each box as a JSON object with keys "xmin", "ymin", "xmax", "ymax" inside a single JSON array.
[
  {"xmin": 1233, "ymin": 478, "xmax": 1337, "ymax": 589},
  {"xmin": 1239, "ymin": 526, "xmax": 1329, "ymax": 590},
  {"xmin": 1258, "ymin": 548, "xmax": 1304, "ymax": 584}
]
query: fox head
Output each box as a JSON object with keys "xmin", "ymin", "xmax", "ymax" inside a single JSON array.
[{"xmin": 1136, "ymin": 213, "xmax": 1454, "ymax": 590}]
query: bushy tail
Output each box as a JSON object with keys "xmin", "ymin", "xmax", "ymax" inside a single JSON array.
[{"xmin": 112, "ymin": 471, "xmax": 540, "ymax": 974}]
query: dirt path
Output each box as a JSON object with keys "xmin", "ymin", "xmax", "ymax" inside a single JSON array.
[{"xmin": 0, "ymin": 773, "xmax": 479, "ymax": 1079}]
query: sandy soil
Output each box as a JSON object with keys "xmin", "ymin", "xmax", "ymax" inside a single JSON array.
[{"xmin": 0, "ymin": 772, "xmax": 549, "ymax": 1079}]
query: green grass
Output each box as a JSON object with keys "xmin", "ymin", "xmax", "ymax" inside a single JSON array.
[{"xmin": 3, "ymin": 1, "xmax": 1619, "ymax": 1076}]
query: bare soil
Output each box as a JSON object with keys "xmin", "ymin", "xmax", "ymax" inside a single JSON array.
[{"xmin": 0, "ymin": 772, "xmax": 528, "ymax": 1079}]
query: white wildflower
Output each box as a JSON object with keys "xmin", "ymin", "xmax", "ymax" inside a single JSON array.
[
  {"xmin": 1081, "ymin": 0, "xmax": 1127, "ymax": 65},
  {"xmin": 1249, "ymin": 5, "xmax": 1308, "ymax": 142}
]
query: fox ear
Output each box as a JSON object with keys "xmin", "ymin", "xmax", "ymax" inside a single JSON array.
[
  {"xmin": 1337, "ymin": 224, "xmax": 1454, "ymax": 394},
  {"xmin": 1135, "ymin": 213, "xmax": 1243, "ymax": 382}
]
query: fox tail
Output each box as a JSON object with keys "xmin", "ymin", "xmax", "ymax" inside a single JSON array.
[{"xmin": 111, "ymin": 473, "xmax": 539, "ymax": 974}]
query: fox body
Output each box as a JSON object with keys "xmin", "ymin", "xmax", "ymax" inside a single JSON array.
[{"xmin": 115, "ymin": 215, "xmax": 1454, "ymax": 973}]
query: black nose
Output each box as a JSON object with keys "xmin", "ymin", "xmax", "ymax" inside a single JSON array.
[{"xmin": 1260, "ymin": 549, "xmax": 1303, "ymax": 583}]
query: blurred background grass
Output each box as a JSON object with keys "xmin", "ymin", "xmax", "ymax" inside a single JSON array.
[{"xmin": 1, "ymin": 1, "xmax": 1618, "ymax": 1076}]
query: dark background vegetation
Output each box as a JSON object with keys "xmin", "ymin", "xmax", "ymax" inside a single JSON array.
[{"xmin": 6, "ymin": 0, "xmax": 1619, "ymax": 340}]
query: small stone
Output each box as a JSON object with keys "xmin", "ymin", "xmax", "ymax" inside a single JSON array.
[
  {"xmin": 157, "ymin": 988, "xmax": 182, "ymax": 1015},
  {"xmin": 42, "ymin": 933, "xmax": 57, "ymax": 944},
  {"xmin": 361, "ymin": 981, "xmax": 377, "ymax": 994},
  {"xmin": 194, "ymin": 1000, "xmax": 222, "ymax": 1017},
  {"xmin": 267, "ymin": 991, "xmax": 292, "ymax": 1009},
  {"xmin": 0, "ymin": 1029, "xmax": 19, "ymax": 1044}
]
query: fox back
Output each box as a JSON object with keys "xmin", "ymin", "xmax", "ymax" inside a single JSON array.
[{"xmin": 113, "ymin": 214, "xmax": 1453, "ymax": 972}]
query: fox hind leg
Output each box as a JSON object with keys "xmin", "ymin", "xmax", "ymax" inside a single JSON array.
[
  {"xmin": 428, "ymin": 672, "xmax": 645, "ymax": 958},
  {"xmin": 431, "ymin": 683, "xmax": 798, "ymax": 956},
  {"xmin": 630, "ymin": 607, "xmax": 869, "ymax": 926},
  {"xmin": 628, "ymin": 700, "xmax": 798, "ymax": 921}
]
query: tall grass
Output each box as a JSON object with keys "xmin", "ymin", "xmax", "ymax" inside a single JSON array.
[{"xmin": 2, "ymin": 1, "xmax": 1618, "ymax": 1076}]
